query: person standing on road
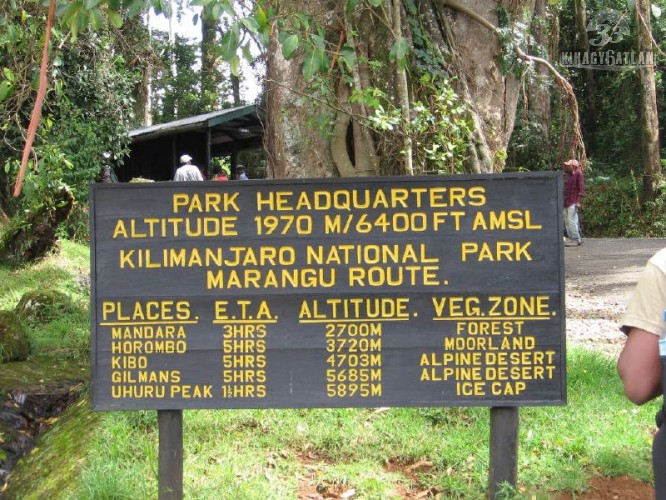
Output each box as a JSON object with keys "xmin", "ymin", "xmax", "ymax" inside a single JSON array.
[
  {"xmin": 563, "ymin": 159, "xmax": 584, "ymax": 246},
  {"xmin": 617, "ymin": 247, "xmax": 666, "ymax": 499},
  {"xmin": 173, "ymin": 154, "xmax": 204, "ymax": 182}
]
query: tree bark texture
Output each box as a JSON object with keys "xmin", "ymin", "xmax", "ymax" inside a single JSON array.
[
  {"xmin": 439, "ymin": 0, "xmax": 536, "ymax": 172},
  {"xmin": 527, "ymin": 0, "xmax": 553, "ymax": 139},
  {"xmin": 264, "ymin": 0, "xmax": 537, "ymax": 177},
  {"xmin": 636, "ymin": 0, "xmax": 661, "ymax": 201},
  {"xmin": 574, "ymin": 0, "xmax": 596, "ymax": 147},
  {"xmin": 264, "ymin": 1, "xmax": 338, "ymax": 179},
  {"xmin": 264, "ymin": 0, "xmax": 389, "ymax": 179}
]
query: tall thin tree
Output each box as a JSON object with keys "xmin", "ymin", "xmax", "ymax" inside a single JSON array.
[{"xmin": 636, "ymin": 0, "xmax": 661, "ymax": 201}]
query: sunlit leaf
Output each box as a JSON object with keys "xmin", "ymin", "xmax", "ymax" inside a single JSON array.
[
  {"xmin": 282, "ymin": 34, "xmax": 300, "ymax": 59},
  {"xmin": 242, "ymin": 43, "xmax": 253, "ymax": 64},
  {"xmin": 61, "ymin": 2, "xmax": 80, "ymax": 26},
  {"xmin": 302, "ymin": 48, "xmax": 327, "ymax": 81},
  {"xmin": 241, "ymin": 16, "xmax": 259, "ymax": 34},
  {"xmin": 389, "ymin": 38, "xmax": 408, "ymax": 71},
  {"xmin": 229, "ymin": 54, "xmax": 240, "ymax": 76},
  {"xmin": 0, "ymin": 81, "xmax": 13, "ymax": 101},
  {"xmin": 303, "ymin": 49, "xmax": 318, "ymax": 80},
  {"xmin": 107, "ymin": 10, "xmax": 123, "ymax": 29},
  {"xmin": 84, "ymin": 0, "xmax": 104, "ymax": 8},
  {"xmin": 126, "ymin": 0, "xmax": 145, "ymax": 18},
  {"xmin": 89, "ymin": 7, "xmax": 102, "ymax": 30},
  {"xmin": 652, "ymin": 4, "xmax": 662, "ymax": 17},
  {"xmin": 339, "ymin": 44, "xmax": 357, "ymax": 71},
  {"xmin": 294, "ymin": 13, "xmax": 309, "ymax": 30},
  {"xmin": 220, "ymin": 28, "xmax": 239, "ymax": 61},
  {"xmin": 255, "ymin": 5, "xmax": 270, "ymax": 46},
  {"xmin": 310, "ymin": 33, "xmax": 325, "ymax": 51},
  {"xmin": 221, "ymin": 0, "xmax": 236, "ymax": 17},
  {"xmin": 368, "ymin": 0, "xmax": 384, "ymax": 6}
]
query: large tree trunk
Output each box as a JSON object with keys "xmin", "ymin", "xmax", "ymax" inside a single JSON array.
[
  {"xmin": 439, "ymin": 0, "xmax": 537, "ymax": 173},
  {"xmin": 636, "ymin": 0, "xmax": 661, "ymax": 201},
  {"xmin": 264, "ymin": 1, "xmax": 338, "ymax": 179},
  {"xmin": 574, "ymin": 0, "xmax": 596, "ymax": 149},
  {"xmin": 265, "ymin": 1, "xmax": 389, "ymax": 179},
  {"xmin": 264, "ymin": 0, "xmax": 537, "ymax": 177},
  {"xmin": 527, "ymin": 0, "xmax": 552, "ymax": 139}
]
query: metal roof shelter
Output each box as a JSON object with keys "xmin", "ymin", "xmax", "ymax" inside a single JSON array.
[{"xmin": 118, "ymin": 104, "xmax": 264, "ymax": 181}]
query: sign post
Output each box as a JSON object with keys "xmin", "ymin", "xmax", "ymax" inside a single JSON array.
[
  {"xmin": 489, "ymin": 407, "xmax": 519, "ymax": 497},
  {"xmin": 90, "ymin": 173, "xmax": 565, "ymax": 496},
  {"xmin": 158, "ymin": 410, "xmax": 183, "ymax": 499}
]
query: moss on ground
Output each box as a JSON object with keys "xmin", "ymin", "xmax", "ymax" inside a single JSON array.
[
  {"xmin": 3, "ymin": 396, "xmax": 100, "ymax": 499},
  {"xmin": 0, "ymin": 356, "xmax": 87, "ymax": 391}
]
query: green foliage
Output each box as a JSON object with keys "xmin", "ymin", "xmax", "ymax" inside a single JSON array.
[
  {"xmin": 0, "ymin": 3, "xmax": 140, "ymax": 236},
  {"xmin": 507, "ymin": 104, "xmax": 560, "ymax": 172},
  {"xmin": 148, "ymin": 30, "xmax": 226, "ymax": 121},
  {"xmin": 495, "ymin": 7, "xmax": 531, "ymax": 78},
  {"xmin": 45, "ymin": 32, "xmax": 136, "ymax": 201},
  {"xmin": 410, "ymin": 76, "xmax": 471, "ymax": 174},
  {"xmin": 582, "ymin": 173, "xmax": 666, "ymax": 237},
  {"xmin": 0, "ymin": 239, "xmax": 91, "ymax": 360}
]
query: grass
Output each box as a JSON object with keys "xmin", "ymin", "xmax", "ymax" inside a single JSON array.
[{"xmin": 1, "ymin": 240, "xmax": 661, "ymax": 499}]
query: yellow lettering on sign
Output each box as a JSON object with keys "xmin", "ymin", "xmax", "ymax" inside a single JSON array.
[
  {"xmin": 102, "ymin": 300, "xmax": 191, "ymax": 322},
  {"xmin": 461, "ymin": 241, "xmax": 533, "ymax": 261},
  {"xmin": 471, "ymin": 210, "xmax": 542, "ymax": 230},
  {"xmin": 172, "ymin": 193, "xmax": 239, "ymax": 213},
  {"xmin": 456, "ymin": 382, "xmax": 486, "ymax": 396},
  {"xmin": 170, "ymin": 385, "xmax": 213, "ymax": 398}
]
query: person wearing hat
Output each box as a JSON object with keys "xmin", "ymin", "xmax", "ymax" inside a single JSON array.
[
  {"xmin": 562, "ymin": 158, "xmax": 584, "ymax": 246},
  {"xmin": 174, "ymin": 154, "xmax": 204, "ymax": 182},
  {"xmin": 236, "ymin": 164, "xmax": 248, "ymax": 180}
]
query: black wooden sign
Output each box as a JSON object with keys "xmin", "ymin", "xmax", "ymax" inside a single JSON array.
[{"xmin": 90, "ymin": 173, "xmax": 566, "ymax": 411}]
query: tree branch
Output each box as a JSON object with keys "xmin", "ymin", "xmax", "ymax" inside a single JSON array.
[
  {"xmin": 14, "ymin": 0, "xmax": 56, "ymax": 197},
  {"xmin": 441, "ymin": 0, "xmax": 587, "ymax": 165}
]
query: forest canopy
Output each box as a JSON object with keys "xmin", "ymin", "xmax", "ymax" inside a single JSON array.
[{"xmin": 0, "ymin": 0, "xmax": 664, "ymax": 245}]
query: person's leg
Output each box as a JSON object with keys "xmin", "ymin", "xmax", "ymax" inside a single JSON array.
[
  {"xmin": 653, "ymin": 421, "xmax": 666, "ymax": 499},
  {"xmin": 564, "ymin": 205, "xmax": 582, "ymax": 243}
]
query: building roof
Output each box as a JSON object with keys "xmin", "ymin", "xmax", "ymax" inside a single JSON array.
[
  {"xmin": 119, "ymin": 104, "xmax": 264, "ymax": 182},
  {"xmin": 129, "ymin": 104, "xmax": 263, "ymax": 146}
]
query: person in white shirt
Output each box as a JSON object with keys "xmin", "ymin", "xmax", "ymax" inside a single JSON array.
[{"xmin": 173, "ymin": 154, "xmax": 203, "ymax": 182}]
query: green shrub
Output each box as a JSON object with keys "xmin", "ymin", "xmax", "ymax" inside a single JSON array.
[{"xmin": 582, "ymin": 174, "xmax": 666, "ymax": 237}]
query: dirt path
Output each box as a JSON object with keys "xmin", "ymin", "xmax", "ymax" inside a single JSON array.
[{"xmin": 565, "ymin": 237, "xmax": 666, "ymax": 356}]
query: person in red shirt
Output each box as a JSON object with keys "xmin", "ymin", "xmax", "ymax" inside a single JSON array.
[
  {"xmin": 563, "ymin": 159, "xmax": 584, "ymax": 246},
  {"xmin": 212, "ymin": 165, "xmax": 229, "ymax": 181}
]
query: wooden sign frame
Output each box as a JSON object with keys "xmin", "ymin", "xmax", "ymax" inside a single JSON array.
[{"xmin": 90, "ymin": 173, "xmax": 566, "ymax": 412}]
